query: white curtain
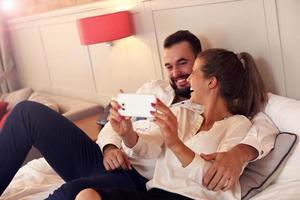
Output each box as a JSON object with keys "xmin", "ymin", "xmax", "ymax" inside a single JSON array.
[{"xmin": 0, "ymin": 15, "xmax": 15, "ymax": 93}]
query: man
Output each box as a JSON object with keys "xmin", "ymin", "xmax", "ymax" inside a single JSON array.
[
  {"xmin": 0, "ymin": 31, "xmax": 277, "ymax": 199},
  {"xmin": 99, "ymin": 30, "xmax": 277, "ymax": 191}
]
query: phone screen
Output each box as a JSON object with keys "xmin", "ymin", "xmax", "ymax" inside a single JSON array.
[{"xmin": 118, "ymin": 93, "xmax": 156, "ymax": 118}]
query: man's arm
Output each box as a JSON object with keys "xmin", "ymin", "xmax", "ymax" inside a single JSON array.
[
  {"xmin": 201, "ymin": 112, "xmax": 278, "ymax": 191},
  {"xmin": 102, "ymin": 144, "xmax": 131, "ymax": 170},
  {"xmin": 97, "ymin": 121, "xmax": 122, "ymax": 151},
  {"xmin": 233, "ymin": 144, "xmax": 259, "ymax": 162},
  {"xmin": 96, "ymin": 122, "xmax": 131, "ymax": 170},
  {"xmin": 240, "ymin": 112, "xmax": 278, "ymax": 160},
  {"xmin": 201, "ymin": 144, "xmax": 258, "ymax": 191}
]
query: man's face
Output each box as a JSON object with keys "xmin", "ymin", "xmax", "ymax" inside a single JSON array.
[{"xmin": 163, "ymin": 41, "xmax": 196, "ymax": 98}]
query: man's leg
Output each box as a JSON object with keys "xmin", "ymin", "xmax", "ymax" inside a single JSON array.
[
  {"xmin": 0, "ymin": 101, "xmax": 104, "ymax": 194},
  {"xmin": 47, "ymin": 169, "xmax": 148, "ymax": 200},
  {"xmin": 91, "ymin": 188, "xmax": 193, "ymax": 200}
]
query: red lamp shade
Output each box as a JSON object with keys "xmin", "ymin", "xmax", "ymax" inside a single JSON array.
[{"xmin": 77, "ymin": 11, "xmax": 134, "ymax": 45}]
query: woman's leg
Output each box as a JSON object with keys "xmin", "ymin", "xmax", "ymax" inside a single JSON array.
[
  {"xmin": 76, "ymin": 188, "xmax": 101, "ymax": 200},
  {"xmin": 0, "ymin": 101, "xmax": 104, "ymax": 194}
]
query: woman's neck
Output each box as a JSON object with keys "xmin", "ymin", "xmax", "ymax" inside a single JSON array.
[{"xmin": 201, "ymin": 97, "xmax": 232, "ymax": 131}]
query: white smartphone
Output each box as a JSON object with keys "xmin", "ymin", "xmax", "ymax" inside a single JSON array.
[{"xmin": 117, "ymin": 93, "xmax": 156, "ymax": 118}]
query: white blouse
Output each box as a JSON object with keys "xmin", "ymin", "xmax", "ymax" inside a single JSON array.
[{"xmin": 122, "ymin": 106, "xmax": 252, "ymax": 200}]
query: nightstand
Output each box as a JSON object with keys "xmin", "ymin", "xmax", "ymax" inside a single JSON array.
[{"xmin": 74, "ymin": 114, "xmax": 101, "ymax": 141}]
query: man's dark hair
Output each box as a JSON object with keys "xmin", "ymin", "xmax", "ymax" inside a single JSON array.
[{"xmin": 163, "ymin": 30, "xmax": 202, "ymax": 56}]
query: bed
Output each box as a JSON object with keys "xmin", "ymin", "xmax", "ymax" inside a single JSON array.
[{"xmin": 1, "ymin": 93, "xmax": 300, "ymax": 200}]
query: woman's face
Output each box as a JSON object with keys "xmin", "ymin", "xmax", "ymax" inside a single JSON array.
[{"xmin": 188, "ymin": 57, "xmax": 211, "ymax": 105}]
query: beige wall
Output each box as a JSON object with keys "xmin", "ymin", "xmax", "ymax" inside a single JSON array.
[
  {"xmin": 7, "ymin": 0, "xmax": 159, "ymax": 104},
  {"xmin": 6, "ymin": 0, "xmax": 300, "ymax": 104},
  {"xmin": 6, "ymin": 0, "xmax": 101, "ymax": 17}
]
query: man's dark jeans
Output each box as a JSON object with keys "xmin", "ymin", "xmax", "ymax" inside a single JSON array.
[{"xmin": 0, "ymin": 101, "xmax": 147, "ymax": 199}]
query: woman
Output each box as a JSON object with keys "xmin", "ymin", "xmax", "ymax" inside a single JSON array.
[{"xmin": 76, "ymin": 48, "xmax": 267, "ymax": 200}]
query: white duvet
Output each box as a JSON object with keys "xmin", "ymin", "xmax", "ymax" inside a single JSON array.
[
  {"xmin": 1, "ymin": 158, "xmax": 64, "ymax": 200},
  {"xmin": 1, "ymin": 158, "xmax": 300, "ymax": 200}
]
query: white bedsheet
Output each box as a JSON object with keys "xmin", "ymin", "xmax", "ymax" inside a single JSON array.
[
  {"xmin": 2, "ymin": 158, "xmax": 300, "ymax": 200},
  {"xmin": 1, "ymin": 158, "xmax": 64, "ymax": 200}
]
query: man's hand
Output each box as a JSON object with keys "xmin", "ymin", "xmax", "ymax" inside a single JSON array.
[
  {"xmin": 103, "ymin": 144, "xmax": 132, "ymax": 171},
  {"xmin": 201, "ymin": 144, "xmax": 258, "ymax": 191}
]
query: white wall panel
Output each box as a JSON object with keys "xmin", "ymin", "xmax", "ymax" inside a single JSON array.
[
  {"xmin": 89, "ymin": 36, "xmax": 157, "ymax": 103},
  {"xmin": 60, "ymin": 10, "xmax": 159, "ymax": 104},
  {"xmin": 8, "ymin": 0, "xmax": 300, "ymax": 103},
  {"xmin": 151, "ymin": 0, "xmax": 286, "ymax": 95},
  {"xmin": 8, "ymin": 1, "xmax": 160, "ymax": 104},
  {"xmin": 40, "ymin": 22, "xmax": 95, "ymax": 93},
  {"xmin": 89, "ymin": 40, "xmax": 129, "ymax": 101},
  {"xmin": 10, "ymin": 27, "xmax": 50, "ymax": 90},
  {"xmin": 276, "ymin": 0, "xmax": 300, "ymax": 99}
]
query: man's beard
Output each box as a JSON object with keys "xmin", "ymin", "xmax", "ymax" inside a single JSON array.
[{"xmin": 170, "ymin": 74, "xmax": 191, "ymax": 98}]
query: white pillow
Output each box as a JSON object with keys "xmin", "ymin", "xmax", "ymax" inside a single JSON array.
[
  {"xmin": 265, "ymin": 93, "xmax": 300, "ymax": 134},
  {"xmin": 240, "ymin": 132, "xmax": 297, "ymax": 199},
  {"xmin": 28, "ymin": 92, "xmax": 60, "ymax": 113},
  {"xmin": 264, "ymin": 93, "xmax": 300, "ymax": 183},
  {"xmin": 0, "ymin": 88, "xmax": 33, "ymax": 110}
]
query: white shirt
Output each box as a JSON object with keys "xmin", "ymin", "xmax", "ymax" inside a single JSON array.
[
  {"xmin": 97, "ymin": 80, "xmax": 278, "ymax": 178},
  {"xmin": 122, "ymin": 107, "xmax": 252, "ymax": 200}
]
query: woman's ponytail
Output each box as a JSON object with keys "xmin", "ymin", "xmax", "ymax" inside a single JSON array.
[{"xmin": 239, "ymin": 52, "xmax": 267, "ymax": 118}]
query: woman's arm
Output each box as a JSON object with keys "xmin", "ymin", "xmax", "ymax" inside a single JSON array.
[
  {"xmin": 169, "ymin": 141, "xmax": 195, "ymax": 167},
  {"xmin": 121, "ymin": 131, "xmax": 164, "ymax": 159},
  {"xmin": 109, "ymin": 99, "xmax": 164, "ymax": 160},
  {"xmin": 151, "ymin": 99, "xmax": 195, "ymax": 167}
]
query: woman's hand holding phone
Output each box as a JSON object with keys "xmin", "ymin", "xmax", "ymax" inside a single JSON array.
[
  {"xmin": 108, "ymin": 99, "xmax": 133, "ymax": 137},
  {"xmin": 151, "ymin": 99, "xmax": 195, "ymax": 167},
  {"xmin": 150, "ymin": 99, "xmax": 181, "ymax": 150},
  {"xmin": 108, "ymin": 99, "xmax": 138, "ymax": 148}
]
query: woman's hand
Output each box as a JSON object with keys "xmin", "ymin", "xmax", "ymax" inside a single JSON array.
[
  {"xmin": 108, "ymin": 99, "xmax": 133, "ymax": 137},
  {"xmin": 151, "ymin": 99, "xmax": 195, "ymax": 167},
  {"xmin": 108, "ymin": 99, "xmax": 138, "ymax": 148},
  {"xmin": 151, "ymin": 99, "xmax": 181, "ymax": 150}
]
